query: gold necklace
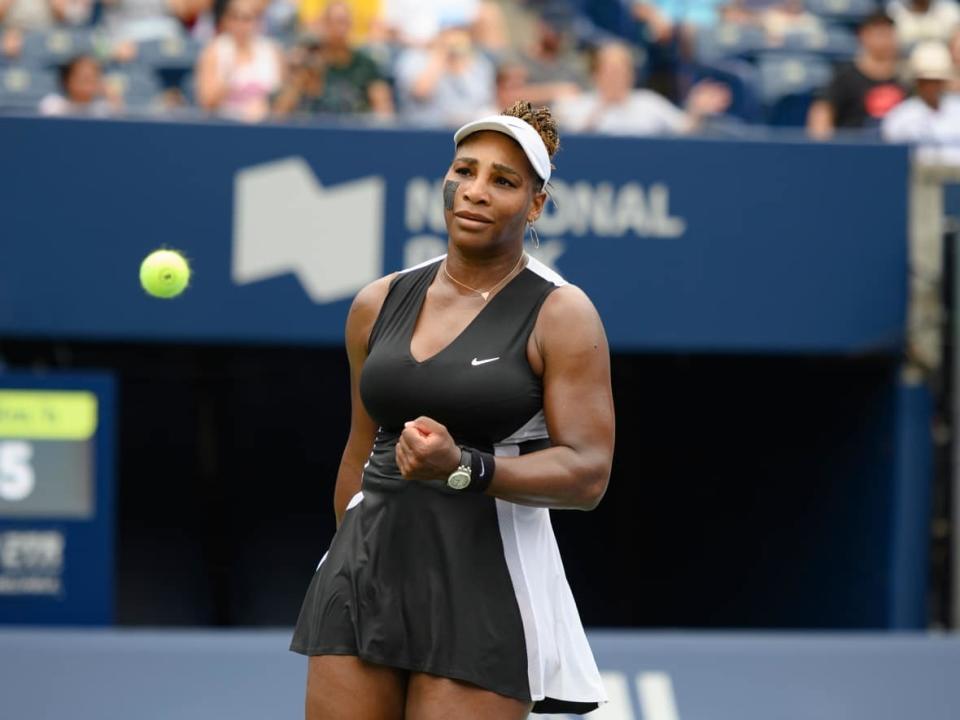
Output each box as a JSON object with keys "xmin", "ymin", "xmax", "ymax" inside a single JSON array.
[{"xmin": 442, "ymin": 253, "xmax": 527, "ymax": 301}]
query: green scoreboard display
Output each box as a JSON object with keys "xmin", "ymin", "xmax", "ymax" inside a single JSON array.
[{"xmin": 0, "ymin": 373, "xmax": 115, "ymax": 624}]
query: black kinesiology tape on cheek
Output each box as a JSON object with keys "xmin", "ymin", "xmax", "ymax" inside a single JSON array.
[{"xmin": 443, "ymin": 181, "xmax": 459, "ymax": 211}]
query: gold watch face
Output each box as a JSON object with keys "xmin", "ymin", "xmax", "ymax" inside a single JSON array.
[{"xmin": 447, "ymin": 469, "xmax": 471, "ymax": 490}]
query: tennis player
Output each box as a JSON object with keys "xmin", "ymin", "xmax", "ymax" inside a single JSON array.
[{"xmin": 291, "ymin": 101, "xmax": 615, "ymax": 719}]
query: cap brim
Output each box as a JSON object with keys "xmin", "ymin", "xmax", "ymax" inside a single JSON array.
[{"xmin": 453, "ymin": 117, "xmax": 551, "ymax": 184}]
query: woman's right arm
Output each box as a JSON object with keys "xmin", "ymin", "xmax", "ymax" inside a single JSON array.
[
  {"xmin": 196, "ymin": 44, "xmax": 228, "ymax": 111},
  {"xmin": 332, "ymin": 274, "xmax": 395, "ymax": 525}
]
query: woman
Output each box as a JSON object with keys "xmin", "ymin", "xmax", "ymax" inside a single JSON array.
[
  {"xmin": 195, "ymin": 0, "xmax": 283, "ymax": 122},
  {"xmin": 38, "ymin": 55, "xmax": 123, "ymax": 117},
  {"xmin": 291, "ymin": 101, "xmax": 614, "ymax": 719},
  {"xmin": 272, "ymin": 1, "xmax": 393, "ymax": 119}
]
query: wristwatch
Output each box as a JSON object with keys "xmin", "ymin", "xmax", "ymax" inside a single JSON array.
[{"xmin": 446, "ymin": 448, "xmax": 472, "ymax": 490}]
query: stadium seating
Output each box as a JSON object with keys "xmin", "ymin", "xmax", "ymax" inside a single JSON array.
[
  {"xmin": 805, "ymin": 0, "xmax": 880, "ymax": 26},
  {"xmin": 696, "ymin": 24, "xmax": 770, "ymax": 64},
  {"xmin": 0, "ymin": 66, "xmax": 57, "ymax": 110},
  {"xmin": 137, "ymin": 36, "xmax": 201, "ymax": 72},
  {"xmin": 777, "ymin": 26, "xmax": 860, "ymax": 60},
  {"xmin": 19, "ymin": 29, "xmax": 98, "ymax": 69},
  {"xmin": 103, "ymin": 67, "xmax": 162, "ymax": 109},
  {"xmin": 757, "ymin": 53, "xmax": 833, "ymax": 125}
]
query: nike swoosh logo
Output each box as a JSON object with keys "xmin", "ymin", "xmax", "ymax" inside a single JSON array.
[
  {"xmin": 471, "ymin": 357, "xmax": 500, "ymax": 366},
  {"xmin": 478, "ymin": 454, "xmax": 485, "ymax": 478}
]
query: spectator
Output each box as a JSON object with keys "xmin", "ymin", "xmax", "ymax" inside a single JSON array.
[
  {"xmin": 298, "ymin": 0, "xmax": 387, "ymax": 45},
  {"xmin": 1, "ymin": 0, "xmax": 94, "ymax": 63},
  {"xmin": 553, "ymin": 41, "xmax": 730, "ymax": 135},
  {"xmin": 38, "ymin": 54, "xmax": 123, "ymax": 116},
  {"xmin": 882, "ymin": 40, "xmax": 960, "ymax": 162},
  {"xmin": 394, "ymin": 24, "xmax": 495, "ymax": 126},
  {"xmin": 101, "ymin": 0, "xmax": 191, "ymax": 46},
  {"xmin": 0, "ymin": 0, "xmax": 92, "ymax": 29},
  {"xmin": 630, "ymin": 0, "xmax": 724, "ymax": 98},
  {"xmin": 473, "ymin": 56, "xmax": 556, "ymax": 115},
  {"xmin": 380, "ymin": 0, "xmax": 506, "ymax": 50},
  {"xmin": 173, "ymin": 0, "xmax": 217, "ymax": 41},
  {"xmin": 887, "ymin": 0, "xmax": 960, "ymax": 47},
  {"xmin": 758, "ymin": 0, "xmax": 824, "ymax": 44},
  {"xmin": 259, "ymin": 0, "xmax": 298, "ymax": 36},
  {"xmin": 631, "ymin": 0, "xmax": 728, "ymax": 39},
  {"xmin": 273, "ymin": 0, "xmax": 393, "ymax": 117},
  {"xmin": 807, "ymin": 11, "xmax": 906, "ymax": 139},
  {"xmin": 514, "ymin": 15, "xmax": 589, "ymax": 105},
  {"xmin": 196, "ymin": 0, "xmax": 284, "ymax": 121},
  {"xmin": 492, "ymin": 58, "xmax": 531, "ymax": 111},
  {"xmin": 1, "ymin": 27, "xmax": 20, "ymax": 60}
]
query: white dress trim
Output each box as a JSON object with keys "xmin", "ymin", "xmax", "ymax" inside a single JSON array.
[{"xmin": 493, "ymin": 443, "xmax": 607, "ymax": 706}]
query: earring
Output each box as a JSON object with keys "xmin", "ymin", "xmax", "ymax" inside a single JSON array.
[{"xmin": 526, "ymin": 222, "xmax": 540, "ymax": 248}]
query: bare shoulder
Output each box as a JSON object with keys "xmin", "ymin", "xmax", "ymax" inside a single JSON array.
[
  {"xmin": 345, "ymin": 273, "xmax": 398, "ymax": 349},
  {"xmin": 351, "ymin": 273, "xmax": 397, "ymax": 316},
  {"xmin": 534, "ymin": 284, "xmax": 607, "ymax": 356},
  {"xmin": 539, "ymin": 284, "xmax": 603, "ymax": 332}
]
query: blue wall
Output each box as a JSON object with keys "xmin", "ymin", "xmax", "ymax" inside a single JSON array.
[
  {"xmin": 0, "ymin": 117, "xmax": 908, "ymax": 352},
  {"xmin": 2, "ymin": 629, "xmax": 958, "ymax": 720}
]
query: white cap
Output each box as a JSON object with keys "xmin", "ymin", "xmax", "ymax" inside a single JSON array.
[
  {"xmin": 910, "ymin": 41, "xmax": 954, "ymax": 81},
  {"xmin": 453, "ymin": 114, "xmax": 552, "ymax": 185}
]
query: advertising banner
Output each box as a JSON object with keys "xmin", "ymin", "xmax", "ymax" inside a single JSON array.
[{"xmin": 0, "ymin": 118, "xmax": 908, "ymax": 352}]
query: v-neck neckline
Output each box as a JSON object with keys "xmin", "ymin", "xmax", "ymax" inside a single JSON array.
[{"xmin": 407, "ymin": 258, "xmax": 526, "ymax": 366}]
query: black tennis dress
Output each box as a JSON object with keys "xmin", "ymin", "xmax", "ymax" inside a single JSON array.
[{"xmin": 290, "ymin": 255, "xmax": 606, "ymax": 715}]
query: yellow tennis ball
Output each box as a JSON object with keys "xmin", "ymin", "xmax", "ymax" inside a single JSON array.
[{"xmin": 140, "ymin": 250, "xmax": 190, "ymax": 299}]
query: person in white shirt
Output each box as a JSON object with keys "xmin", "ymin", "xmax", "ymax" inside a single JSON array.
[
  {"xmin": 882, "ymin": 40, "xmax": 960, "ymax": 163},
  {"xmin": 887, "ymin": 0, "xmax": 960, "ymax": 47},
  {"xmin": 38, "ymin": 54, "xmax": 123, "ymax": 116},
  {"xmin": 553, "ymin": 41, "xmax": 730, "ymax": 136},
  {"xmin": 394, "ymin": 24, "xmax": 495, "ymax": 127}
]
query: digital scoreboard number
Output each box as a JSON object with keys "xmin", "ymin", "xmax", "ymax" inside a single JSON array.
[{"xmin": 0, "ymin": 375, "xmax": 115, "ymax": 625}]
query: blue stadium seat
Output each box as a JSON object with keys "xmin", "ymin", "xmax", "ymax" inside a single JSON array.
[
  {"xmin": 177, "ymin": 70, "xmax": 196, "ymax": 104},
  {"xmin": 695, "ymin": 24, "xmax": 768, "ymax": 63},
  {"xmin": 805, "ymin": 0, "xmax": 879, "ymax": 25},
  {"xmin": 0, "ymin": 66, "xmax": 58, "ymax": 110},
  {"xmin": 757, "ymin": 53, "xmax": 833, "ymax": 125},
  {"xmin": 137, "ymin": 36, "xmax": 201, "ymax": 71},
  {"xmin": 103, "ymin": 67, "xmax": 161, "ymax": 108},
  {"xmin": 19, "ymin": 29, "xmax": 97, "ymax": 68},
  {"xmin": 757, "ymin": 52, "xmax": 833, "ymax": 103},
  {"xmin": 778, "ymin": 25, "xmax": 859, "ymax": 59}
]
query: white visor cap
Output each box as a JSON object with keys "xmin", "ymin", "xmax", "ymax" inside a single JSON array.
[{"xmin": 453, "ymin": 114, "xmax": 551, "ymax": 185}]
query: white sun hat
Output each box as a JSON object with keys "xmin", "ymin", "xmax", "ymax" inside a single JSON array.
[
  {"xmin": 453, "ymin": 114, "xmax": 552, "ymax": 185},
  {"xmin": 910, "ymin": 40, "xmax": 954, "ymax": 81}
]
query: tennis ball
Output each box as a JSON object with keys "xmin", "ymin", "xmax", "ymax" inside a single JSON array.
[{"xmin": 140, "ymin": 250, "xmax": 190, "ymax": 299}]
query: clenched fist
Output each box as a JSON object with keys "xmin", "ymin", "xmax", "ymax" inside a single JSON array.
[{"xmin": 395, "ymin": 416, "xmax": 461, "ymax": 482}]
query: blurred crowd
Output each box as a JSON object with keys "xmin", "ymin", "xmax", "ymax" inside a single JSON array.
[{"xmin": 1, "ymin": 0, "xmax": 959, "ymax": 150}]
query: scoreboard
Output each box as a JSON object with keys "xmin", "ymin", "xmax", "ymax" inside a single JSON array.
[{"xmin": 0, "ymin": 373, "xmax": 115, "ymax": 624}]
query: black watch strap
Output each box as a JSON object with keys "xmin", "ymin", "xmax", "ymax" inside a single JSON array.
[{"xmin": 446, "ymin": 448, "xmax": 473, "ymax": 490}]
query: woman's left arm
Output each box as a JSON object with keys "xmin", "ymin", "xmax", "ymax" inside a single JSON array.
[{"xmin": 396, "ymin": 285, "xmax": 614, "ymax": 510}]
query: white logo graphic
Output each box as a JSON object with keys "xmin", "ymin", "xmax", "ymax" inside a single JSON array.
[
  {"xmin": 471, "ymin": 357, "xmax": 500, "ymax": 366},
  {"xmin": 233, "ymin": 157, "xmax": 385, "ymax": 303}
]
